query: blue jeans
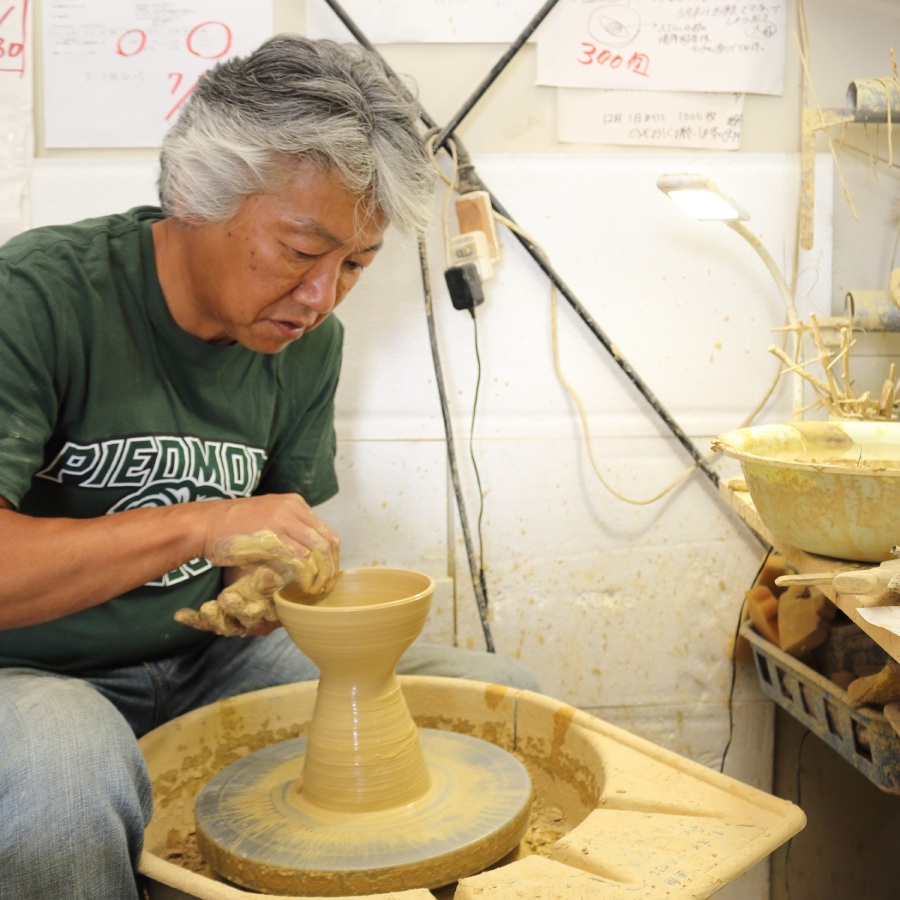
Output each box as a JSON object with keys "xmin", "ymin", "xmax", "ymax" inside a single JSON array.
[{"xmin": 0, "ymin": 633, "xmax": 539, "ymax": 900}]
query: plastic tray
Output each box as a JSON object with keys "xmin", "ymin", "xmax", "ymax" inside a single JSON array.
[
  {"xmin": 139, "ymin": 675, "xmax": 805, "ymax": 899},
  {"xmin": 742, "ymin": 620, "xmax": 900, "ymax": 794}
]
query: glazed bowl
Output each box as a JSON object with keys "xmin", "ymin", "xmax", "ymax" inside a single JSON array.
[{"xmin": 713, "ymin": 420, "xmax": 900, "ymax": 562}]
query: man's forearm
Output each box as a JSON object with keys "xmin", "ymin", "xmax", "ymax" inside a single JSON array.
[{"xmin": 0, "ymin": 503, "xmax": 203, "ymax": 630}]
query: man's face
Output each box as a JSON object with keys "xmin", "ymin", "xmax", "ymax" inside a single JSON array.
[{"xmin": 180, "ymin": 161, "xmax": 388, "ymax": 353}]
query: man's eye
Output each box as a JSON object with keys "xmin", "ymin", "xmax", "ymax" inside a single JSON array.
[{"xmin": 286, "ymin": 244, "xmax": 319, "ymax": 260}]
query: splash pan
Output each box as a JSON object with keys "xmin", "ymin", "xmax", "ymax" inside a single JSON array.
[
  {"xmin": 714, "ymin": 420, "xmax": 900, "ymax": 562},
  {"xmin": 138, "ymin": 676, "xmax": 804, "ymax": 899}
]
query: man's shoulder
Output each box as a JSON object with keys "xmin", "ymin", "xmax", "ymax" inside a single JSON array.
[{"xmin": 0, "ymin": 206, "xmax": 162, "ymax": 266}]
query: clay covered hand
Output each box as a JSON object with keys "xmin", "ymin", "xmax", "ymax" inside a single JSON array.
[{"xmin": 174, "ymin": 530, "xmax": 339, "ymax": 637}]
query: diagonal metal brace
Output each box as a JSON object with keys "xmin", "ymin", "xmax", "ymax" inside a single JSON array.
[{"xmin": 321, "ymin": 0, "xmax": 719, "ymax": 489}]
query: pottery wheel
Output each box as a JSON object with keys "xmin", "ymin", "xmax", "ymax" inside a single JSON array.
[{"xmin": 195, "ymin": 728, "xmax": 533, "ymax": 896}]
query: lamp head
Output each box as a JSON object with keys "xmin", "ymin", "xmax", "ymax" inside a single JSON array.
[{"xmin": 657, "ymin": 173, "xmax": 749, "ymax": 222}]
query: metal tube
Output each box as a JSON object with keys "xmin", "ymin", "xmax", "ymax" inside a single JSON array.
[
  {"xmin": 847, "ymin": 78, "xmax": 900, "ymax": 124},
  {"xmin": 846, "ymin": 290, "xmax": 900, "ymax": 331}
]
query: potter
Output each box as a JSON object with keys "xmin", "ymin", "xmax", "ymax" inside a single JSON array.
[{"xmin": 0, "ymin": 36, "xmax": 538, "ymax": 900}]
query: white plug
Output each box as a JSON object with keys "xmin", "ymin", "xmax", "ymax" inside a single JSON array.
[{"xmin": 450, "ymin": 231, "xmax": 494, "ymax": 281}]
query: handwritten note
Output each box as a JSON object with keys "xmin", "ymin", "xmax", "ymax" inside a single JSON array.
[
  {"xmin": 0, "ymin": 0, "xmax": 27, "ymax": 74},
  {"xmin": 558, "ymin": 88, "xmax": 744, "ymax": 149},
  {"xmin": 536, "ymin": 0, "xmax": 786, "ymax": 95},
  {"xmin": 42, "ymin": 1, "xmax": 273, "ymax": 148},
  {"xmin": 0, "ymin": 0, "xmax": 31, "ymax": 241},
  {"xmin": 305, "ymin": 0, "xmax": 540, "ymax": 43}
]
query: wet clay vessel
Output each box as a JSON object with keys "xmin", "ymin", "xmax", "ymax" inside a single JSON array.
[{"xmin": 193, "ymin": 568, "xmax": 532, "ymax": 896}]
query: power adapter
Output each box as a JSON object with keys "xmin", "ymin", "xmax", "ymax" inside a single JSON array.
[{"xmin": 444, "ymin": 262, "xmax": 484, "ymax": 312}]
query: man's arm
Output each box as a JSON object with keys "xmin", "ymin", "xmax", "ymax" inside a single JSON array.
[{"xmin": 0, "ymin": 493, "xmax": 338, "ymax": 631}]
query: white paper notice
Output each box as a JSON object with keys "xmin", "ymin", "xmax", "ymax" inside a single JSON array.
[
  {"xmin": 0, "ymin": 0, "xmax": 32, "ymax": 238},
  {"xmin": 558, "ymin": 87, "xmax": 743, "ymax": 148},
  {"xmin": 305, "ymin": 0, "xmax": 539, "ymax": 43},
  {"xmin": 536, "ymin": 0, "xmax": 786, "ymax": 95},
  {"xmin": 42, "ymin": 1, "xmax": 273, "ymax": 148},
  {"xmin": 857, "ymin": 606, "xmax": 900, "ymax": 639}
]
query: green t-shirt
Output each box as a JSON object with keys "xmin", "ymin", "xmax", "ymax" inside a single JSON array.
[{"xmin": 0, "ymin": 207, "xmax": 341, "ymax": 672}]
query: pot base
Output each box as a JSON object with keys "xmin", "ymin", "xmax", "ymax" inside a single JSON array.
[{"xmin": 195, "ymin": 728, "xmax": 532, "ymax": 896}]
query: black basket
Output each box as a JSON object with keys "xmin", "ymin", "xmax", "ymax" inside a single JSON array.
[{"xmin": 741, "ymin": 620, "xmax": 900, "ymax": 794}]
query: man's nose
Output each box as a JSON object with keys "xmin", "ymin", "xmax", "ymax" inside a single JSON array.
[{"xmin": 292, "ymin": 260, "xmax": 340, "ymax": 313}]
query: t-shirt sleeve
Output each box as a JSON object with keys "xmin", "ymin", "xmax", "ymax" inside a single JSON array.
[
  {"xmin": 0, "ymin": 262, "xmax": 64, "ymax": 508},
  {"xmin": 257, "ymin": 316, "xmax": 343, "ymax": 506}
]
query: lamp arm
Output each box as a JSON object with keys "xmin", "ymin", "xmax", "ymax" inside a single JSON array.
[{"xmin": 725, "ymin": 219, "xmax": 800, "ymax": 329}]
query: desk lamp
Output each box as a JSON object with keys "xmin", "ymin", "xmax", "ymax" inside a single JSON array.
[
  {"xmin": 657, "ymin": 173, "xmax": 802, "ymax": 414},
  {"xmin": 657, "ymin": 173, "xmax": 799, "ymax": 330}
]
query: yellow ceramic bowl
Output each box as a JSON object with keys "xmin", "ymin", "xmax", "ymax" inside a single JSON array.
[{"xmin": 713, "ymin": 420, "xmax": 900, "ymax": 562}]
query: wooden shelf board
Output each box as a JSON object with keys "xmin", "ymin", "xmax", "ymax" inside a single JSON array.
[{"xmin": 720, "ymin": 479, "xmax": 900, "ymax": 664}]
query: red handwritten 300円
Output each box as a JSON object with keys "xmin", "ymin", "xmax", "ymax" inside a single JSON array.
[{"xmin": 577, "ymin": 42, "xmax": 650, "ymax": 77}]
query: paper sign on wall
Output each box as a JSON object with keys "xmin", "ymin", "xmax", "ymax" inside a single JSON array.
[
  {"xmin": 558, "ymin": 88, "xmax": 744, "ymax": 149},
  {"xmin": 0, "ymin": 0, "xmax": 32, "ymax": 239},
  {"xmin": 537, "ymin": 0, "xmax": 787, "ymax": 95},
  {"xmin": 305, "ymin": 0, "xmax": 540, "ymax": 44},
  {"xmin": 42, "ymin": 1, "xmax": 273, "ymax": 148}
]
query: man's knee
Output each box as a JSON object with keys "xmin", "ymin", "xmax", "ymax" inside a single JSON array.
[
  {"xmin": 398, "ymin": 642, "xmax": 541, "ymax": 692},
  {"xmin": 0, "ymin": 670, "xmax": 152, "ymax": 882}
]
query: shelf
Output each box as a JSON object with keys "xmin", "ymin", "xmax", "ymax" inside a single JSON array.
[{"xmin": 720, "ymin": 479, "xmax": 900, "ymax": 666}]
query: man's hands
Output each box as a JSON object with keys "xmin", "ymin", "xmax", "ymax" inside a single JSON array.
[{"xmin": 175, "ymin": 495, "xmax": 340, "ymax": 637}]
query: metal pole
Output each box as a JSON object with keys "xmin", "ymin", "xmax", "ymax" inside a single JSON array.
[
  {"xmin": 321, "ymin": 0, "xmax": 719, "ymax": 489},
  {"xmin": 431, "ymin": 0, "xmax": 562, "ymax": 152},
  {"xmin": 418, "ymin": 240, "xmax": 495, "ymax": 651}
]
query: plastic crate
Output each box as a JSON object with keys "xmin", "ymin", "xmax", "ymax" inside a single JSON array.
[{"xmin": 741, "ymin": 620, "xmax": 900, "ymax": 794}]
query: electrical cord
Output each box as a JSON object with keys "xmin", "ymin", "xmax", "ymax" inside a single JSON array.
[
  {"xmin": 422, "ymin": 130, "xmax": 496, "ymax": 651},
  {"xmin": 492, "ymin": 206, "xmax": 788, "ymax": 506},
  {"xmin": 720, "ymin": 547, "xmax": 774, "ymax": 773},
  {"xmin": 468, "ymin": 308, "xmax": 488, "ymax": 578},
  {"xmin": 783, "ymin": 728, "xmax": 811, "ymax": 898},
  {"xmin": 417, "ymin": 237, "xmax": 496, "ymax": 653}
]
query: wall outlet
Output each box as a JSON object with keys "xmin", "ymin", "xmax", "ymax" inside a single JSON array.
[{"xmin": 455, "ymin": 191, "xmax": 501, "ymax": 261}]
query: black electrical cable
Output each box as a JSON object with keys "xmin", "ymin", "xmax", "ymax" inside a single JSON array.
[
  {"xmin": 322, "ymin": 0, "xmax": 720, "ymax": 490},
  {"xmin": 468, "ymin": 307, "xmax": 488, "ymax": 579},
  {"xmin": 720, "ymin": 547, "xmax": 774, "ymax": 773},
  {"xmin": 418, "ymin": 239, "xmax": 496, "ymax": 652},
  {"xmin": 783, "ymin": 728, "xmax": 811, "ymax": 898}
]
